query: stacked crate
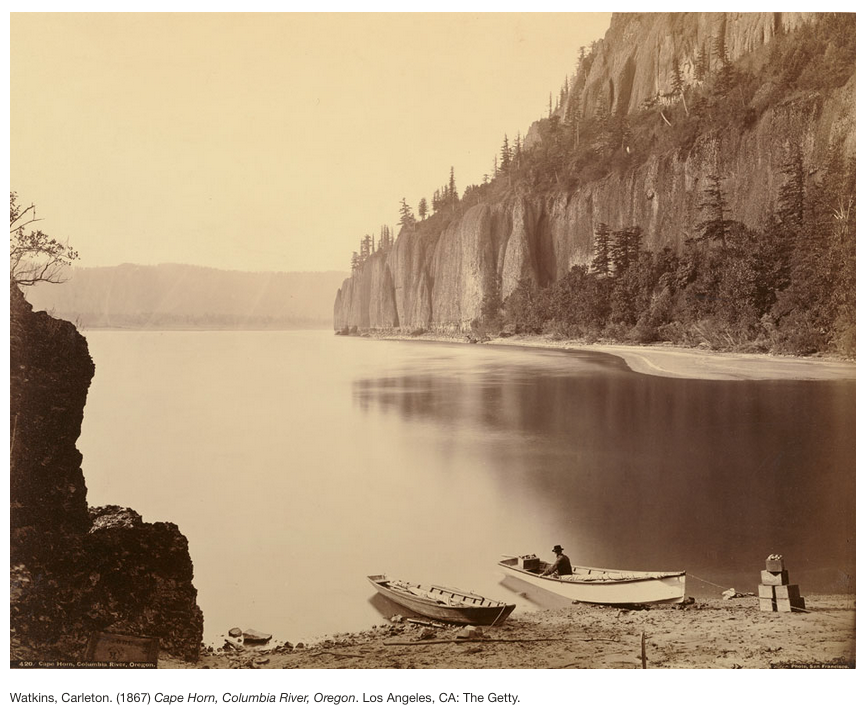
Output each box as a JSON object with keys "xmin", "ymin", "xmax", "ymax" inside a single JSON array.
[{"xmin": 758, "ymin": 554, "xmax": 805, "ymax": 612}]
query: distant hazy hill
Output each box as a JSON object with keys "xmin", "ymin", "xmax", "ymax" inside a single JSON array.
[{"xmin": 26, "ymin": 263, "xmax": 349, "ymax": 329}]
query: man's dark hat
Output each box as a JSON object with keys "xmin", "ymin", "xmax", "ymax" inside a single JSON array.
[{"xmin": 552, "ymin": 545, "xmax": 564, "ymax": 553}]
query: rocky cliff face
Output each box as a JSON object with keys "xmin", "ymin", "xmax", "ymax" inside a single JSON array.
[
  {"xmin": 571, "ymin": 13, "xmax": 815, "ymax": 118},
  {"xmin": 10, "ymin": 284, "xmax": 203, "ymax": 662},
  {"xmin": 334, "ymin": 12, "xmax": 853, "ymax": 333}
]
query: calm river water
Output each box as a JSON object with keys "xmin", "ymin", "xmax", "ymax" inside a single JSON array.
[{"xmin": 78, "ymin": 331, "xmax": 855, "ymax": 643}]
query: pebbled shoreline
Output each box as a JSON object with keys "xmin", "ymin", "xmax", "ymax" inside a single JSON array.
[{"xmin": 162, "ymin": 595, "xmax": 855, "ymax": 669}]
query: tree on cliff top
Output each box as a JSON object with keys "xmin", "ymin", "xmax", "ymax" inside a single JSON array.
[
  {"xmin": 399, "ymin": 198, "xmax": 416, "ymax": 229},
  {"xmin": 10, "ymin": 192, "xmax": 79, "ymax": 287},
  {"xmin": 499, "ymin": 135, "xmax": 512, "ymax": 172}
]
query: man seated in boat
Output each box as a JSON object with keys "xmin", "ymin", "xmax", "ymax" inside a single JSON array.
[{"xmin": 542, "ymin": 545, "xmax": 572, "ymax": 577}]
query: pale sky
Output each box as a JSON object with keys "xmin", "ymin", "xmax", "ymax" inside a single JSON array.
[{"xmin": 11, "ymin": 13, "xmax": 612, "ymax": 273}]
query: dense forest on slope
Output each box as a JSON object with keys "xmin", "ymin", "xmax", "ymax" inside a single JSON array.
[{"xmin": 337, "ymin": 13, "xmax": 855, "ymax": 357}]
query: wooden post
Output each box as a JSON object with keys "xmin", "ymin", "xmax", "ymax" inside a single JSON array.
[{"xmin": 641, "ymin": 631, "xmax": 647, "ymax": 669}]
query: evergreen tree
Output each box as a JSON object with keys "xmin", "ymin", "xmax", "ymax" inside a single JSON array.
[
  {"xmin": 418, "ymin": 197, "xmax": 428, "ymax": 221},
  {"xmin": 610, "ymin": 226, "xmax": 643, "ymax": 277},
  {"xmin": 695, "ymin": 45, "xmax": 709, "ymax": 83},
  {"xmin": 378, "ymin": 224, "xmax": 393, "ymax": 252},
  {"xmin": 592, "ymin": 96, "xmax": 611, "ymax": 155},
  {"xmin": 696, "ymin": 174, "xmax": 737, "ymax": 249},
  {"xmin": 500, "ymin": 134, "xmax": 512, "ymax": 172},
  {"xmin": 777, "ymin": 144, "xmax": 805, "ymax": 231},
  {"xmin": 610, "ymin": 229, "xmax": 627, "ymax": 276},
  {"xmin": 565, "ymin": 92, "xmax": 582, "ymax": 149},
  {"xmin": 351, "ymin": 251, "xmax": 360, "ymax": 272},
  {"xmin": 399, "ymin": 198, "xmax": 415, "ymax": 228},
  {"xmin": 591, "ymin": 222, "xmax": 612, "ymax": 276},
  {"xmin": 714, "ymin": 27, "xmax": 728, "ymax": 65},
  {"xmin": 670, "ymin": 61, "xmax": 683, "ymax": 95},
  {"xmin": 713, "ymin": 30, "xmax": 735, "ymax": 97},
  {"xmin": 776, "ymin": 141, "xmax": 856, "ymax": 354},
  {"xmin": 593, "ymin": 94, "xmax": 609, "ymax": 124}
]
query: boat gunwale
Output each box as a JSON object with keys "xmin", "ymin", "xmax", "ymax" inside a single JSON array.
[
  {"xmin": 368, "ymin": 575, "xmax": 513, "ymax": 609},
  {"xmin": 498, "ymin": 559, "xmax": 686, "ymax": 586}
]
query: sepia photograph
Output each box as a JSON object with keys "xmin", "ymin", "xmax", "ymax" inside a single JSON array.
[{"xmin": 7, "ymin": 7, "xmax": 856, "ymax": 693}]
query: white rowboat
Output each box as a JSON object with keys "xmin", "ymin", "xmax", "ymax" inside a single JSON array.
[{"xmin": 499, "ymin": 554, "xmax": 686, "ymax": 605}]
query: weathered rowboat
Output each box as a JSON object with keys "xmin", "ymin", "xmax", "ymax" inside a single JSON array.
[
  {"xmin": 367, "ymin": 574, "xmax": 516, "ymax": 625},
  {"xmin": 499, "ymin": 554, "xmax": 686, "ymax": 605}
]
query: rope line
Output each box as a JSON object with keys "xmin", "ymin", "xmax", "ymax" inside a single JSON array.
[
  {"xmin": 686, "ymin": 572, "xmax": 736, "ymax": 591},
  {"xmin": 686, "ymin": 573, "xmax": 854, "ymax": 622}
]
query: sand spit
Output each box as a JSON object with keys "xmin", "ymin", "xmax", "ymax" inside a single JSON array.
[{"xmin": 361, "ymin": 332, "xmax": 855, "ymax": 381}]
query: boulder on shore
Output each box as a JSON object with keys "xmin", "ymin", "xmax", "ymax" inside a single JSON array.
[{"xmin": 243, "ymin": 628, "xmax": 273, "ymax": 644}]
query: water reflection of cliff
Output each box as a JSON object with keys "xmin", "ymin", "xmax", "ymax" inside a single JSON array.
[{"xmin": 352, "ymin": 354, "xmax": 855, "ymax": 593}]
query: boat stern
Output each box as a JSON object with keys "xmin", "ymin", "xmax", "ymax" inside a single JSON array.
[{"xmin": 500, "ymin": 554, "xmax": 541, "ymax": 571}]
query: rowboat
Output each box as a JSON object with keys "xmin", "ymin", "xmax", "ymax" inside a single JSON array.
[
  {"xmin": 498, "ymin": 554, "xmax": 686, "ymax": 605},
  {"xmin": 367, "ymin": 574, "xmax": 516, "ymax": 625}
]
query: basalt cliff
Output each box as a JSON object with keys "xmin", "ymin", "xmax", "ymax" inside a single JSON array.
[
  {"xmin": 334, "ymin": 12, "xmax": 855, "ymax": 335},
  {"xmin": 10, "ymin": 283, "xmax": 204, "ymax": 662}
]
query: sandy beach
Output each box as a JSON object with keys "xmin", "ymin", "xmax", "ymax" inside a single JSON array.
[
  {"xmin": 366, "ymin": 332, "xmax": 856, "ymax": 381},
  {"xmin": 531, "ymin": 341, "xmax": 855, "ymax": 381},
  {"xmin": 161, "ymin": 595, "xmax": 854, "ymax": 669}
]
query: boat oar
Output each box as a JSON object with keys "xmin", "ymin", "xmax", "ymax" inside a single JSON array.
[{"xmin": 383, "ymin": 637, "xmax": 618, "ymax": 646}]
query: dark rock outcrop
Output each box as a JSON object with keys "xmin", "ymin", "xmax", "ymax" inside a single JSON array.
[
  {"xmin": 10, "ymin": 284, "xmax": 203, "ymax": 662},
  {"xmin": 10, "ymin": 284, "xmax": 94, "ymax": 559}
]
